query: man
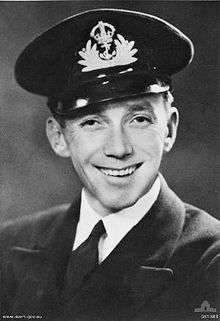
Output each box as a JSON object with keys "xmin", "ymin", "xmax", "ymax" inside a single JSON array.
[{"xmin": 0, "ymin": 8, "xmax": 219, "ymax": 321}]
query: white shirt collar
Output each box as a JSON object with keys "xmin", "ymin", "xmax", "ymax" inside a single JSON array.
[{"xmin": 73, "ymin": 176, "xmax": 161, "ymax": 254}]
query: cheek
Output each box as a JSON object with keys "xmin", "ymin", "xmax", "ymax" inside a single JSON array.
[
  {"xmin": 132, "ymin": 127, "xmax": 166, "ymax": 156},
  {"xmin": 67, "ymin": 132, "xmax": 104, "ymax": 165}
]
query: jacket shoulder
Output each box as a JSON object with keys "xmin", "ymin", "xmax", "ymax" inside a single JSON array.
[
  {"xmin": 173, "ymin": 203, "xmax": 220, "ymax": 270},
  {"xmin": 0, "ymin": 203, "xmax": 71, "ymax": 251},
  {"xmin": 183, "ymin": 203, "xmax": 220, "ymax": 241}
]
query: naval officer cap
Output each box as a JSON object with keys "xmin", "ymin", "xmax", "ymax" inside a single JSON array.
[{"xmin": 15, "ymin": 8, "xmax": 194, "ymax": 117}]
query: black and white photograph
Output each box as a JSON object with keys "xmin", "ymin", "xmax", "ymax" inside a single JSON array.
[{"xmin": 0, "ymin": 1, "xmax": 219, "ymax": 320}]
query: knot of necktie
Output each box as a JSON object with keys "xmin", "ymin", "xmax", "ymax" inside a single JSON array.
[{"xmin": 86, "ymin": 220, "xmax": 106, "ymax": 246}]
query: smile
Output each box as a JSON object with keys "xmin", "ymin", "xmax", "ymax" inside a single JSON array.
[{"xmin": 97, "ymin": 163, "xmax": 142, "ymax": 177}]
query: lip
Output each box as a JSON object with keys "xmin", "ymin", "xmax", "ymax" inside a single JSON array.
[
  {"xmin": 95, "ymin": 163, "xmax": 142, "ymax": 171},
  {"xmin": 95, "ymin": 162, "xmax": 143, "ymax": 177}
]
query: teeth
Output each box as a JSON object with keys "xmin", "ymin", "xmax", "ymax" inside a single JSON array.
[{"xmin": 100, "ymin": 166, "xmax": 137, "ymax": 177}]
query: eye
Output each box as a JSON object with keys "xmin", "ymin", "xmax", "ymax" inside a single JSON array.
[
  {"xmin": 82, "ymin": 119, "xmax": 98, "ymax": 126},
  {"xmin": 79, "ymin": 117, "xmax": 103, "ymax": 130},
  {"xmin": 131, "ymin": 115, "xmax": 152, "ymax": 126},
  {"xmin": 134, "ymin": 116, "xmax": 148, "ymax": 123}
]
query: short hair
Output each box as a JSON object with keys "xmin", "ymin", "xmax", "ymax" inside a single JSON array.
[{"xmin": 162, "ymin": 91, "xmax": 174, "ymax": 113}]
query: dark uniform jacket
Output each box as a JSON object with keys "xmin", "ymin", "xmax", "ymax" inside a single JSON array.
[{"xmin": 0, "ymin": 176, "xmax": 219, "ymax": 321}]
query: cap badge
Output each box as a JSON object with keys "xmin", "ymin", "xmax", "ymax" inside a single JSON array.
[{"xmin": 78, "ymin": 21, "xmax": 138, "ymax": 72}]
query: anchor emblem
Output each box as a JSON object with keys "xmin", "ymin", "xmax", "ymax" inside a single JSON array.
[
  {"xmin": 90, "ymin": 21, "xmax": 116, "ymax": 60},
  {"xmin": 78, "ymin": 21, "xmax": 138, "ymax": 72}
]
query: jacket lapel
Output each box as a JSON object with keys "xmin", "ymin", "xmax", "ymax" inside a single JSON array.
[
  {"xmin": 10, "ymin": 196, "xmax": 81, "ymax": 315},
  {"xmin": 62, "ymin": 175, "xmax": 186, "ymax": 320}
]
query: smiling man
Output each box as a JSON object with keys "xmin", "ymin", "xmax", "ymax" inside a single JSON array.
[{"xmin": 0, "ymin": 9, "xmax": 219, "ymax": 321}]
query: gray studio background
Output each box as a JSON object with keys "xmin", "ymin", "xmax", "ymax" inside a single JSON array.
[{"xmin": 0, "ymin": 1, "xmax": 219, "ymax": 223}]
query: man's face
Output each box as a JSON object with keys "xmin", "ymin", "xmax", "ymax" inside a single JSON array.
[{"xmin": 49, "ymin": 94, "xmax": 177, "ymax": 215}]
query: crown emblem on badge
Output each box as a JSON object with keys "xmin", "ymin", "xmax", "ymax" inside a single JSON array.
[{"xmin": 78, "ymin": 21, "xmax": 138, "ymax": 72}]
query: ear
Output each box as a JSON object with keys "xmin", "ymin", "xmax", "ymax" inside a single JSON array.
[
  {"xmin": 163, "ymin": 107, "xmax": 179, "ymax": 153},
  {"xmin": 46, "ymin": 117, "xmax": 70, "ymax": 157}
]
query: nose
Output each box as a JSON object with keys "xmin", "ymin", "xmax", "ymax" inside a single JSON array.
[{"xmin": 103, "ymin": 126, "xmax": 133, "ymax": 159}]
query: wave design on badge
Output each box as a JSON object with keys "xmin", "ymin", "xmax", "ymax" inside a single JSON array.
[{"xmin": 78, "ymin": 21, "xmax": 138, "ymax": 72}]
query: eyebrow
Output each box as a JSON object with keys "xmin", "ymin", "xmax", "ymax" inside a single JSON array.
[{"xmin": 125, "ymin": 103, "xmax": 157, "ymax": 121}]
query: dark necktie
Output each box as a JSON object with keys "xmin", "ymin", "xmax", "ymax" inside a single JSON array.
[{"xmin": 63, "ymin": 220, "xmax": 106, "ymax": 299}]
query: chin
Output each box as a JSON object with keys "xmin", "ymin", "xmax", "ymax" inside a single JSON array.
[{"xmin": 100, "ymin": 192, "xmax": 141, "ymax": 213}]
